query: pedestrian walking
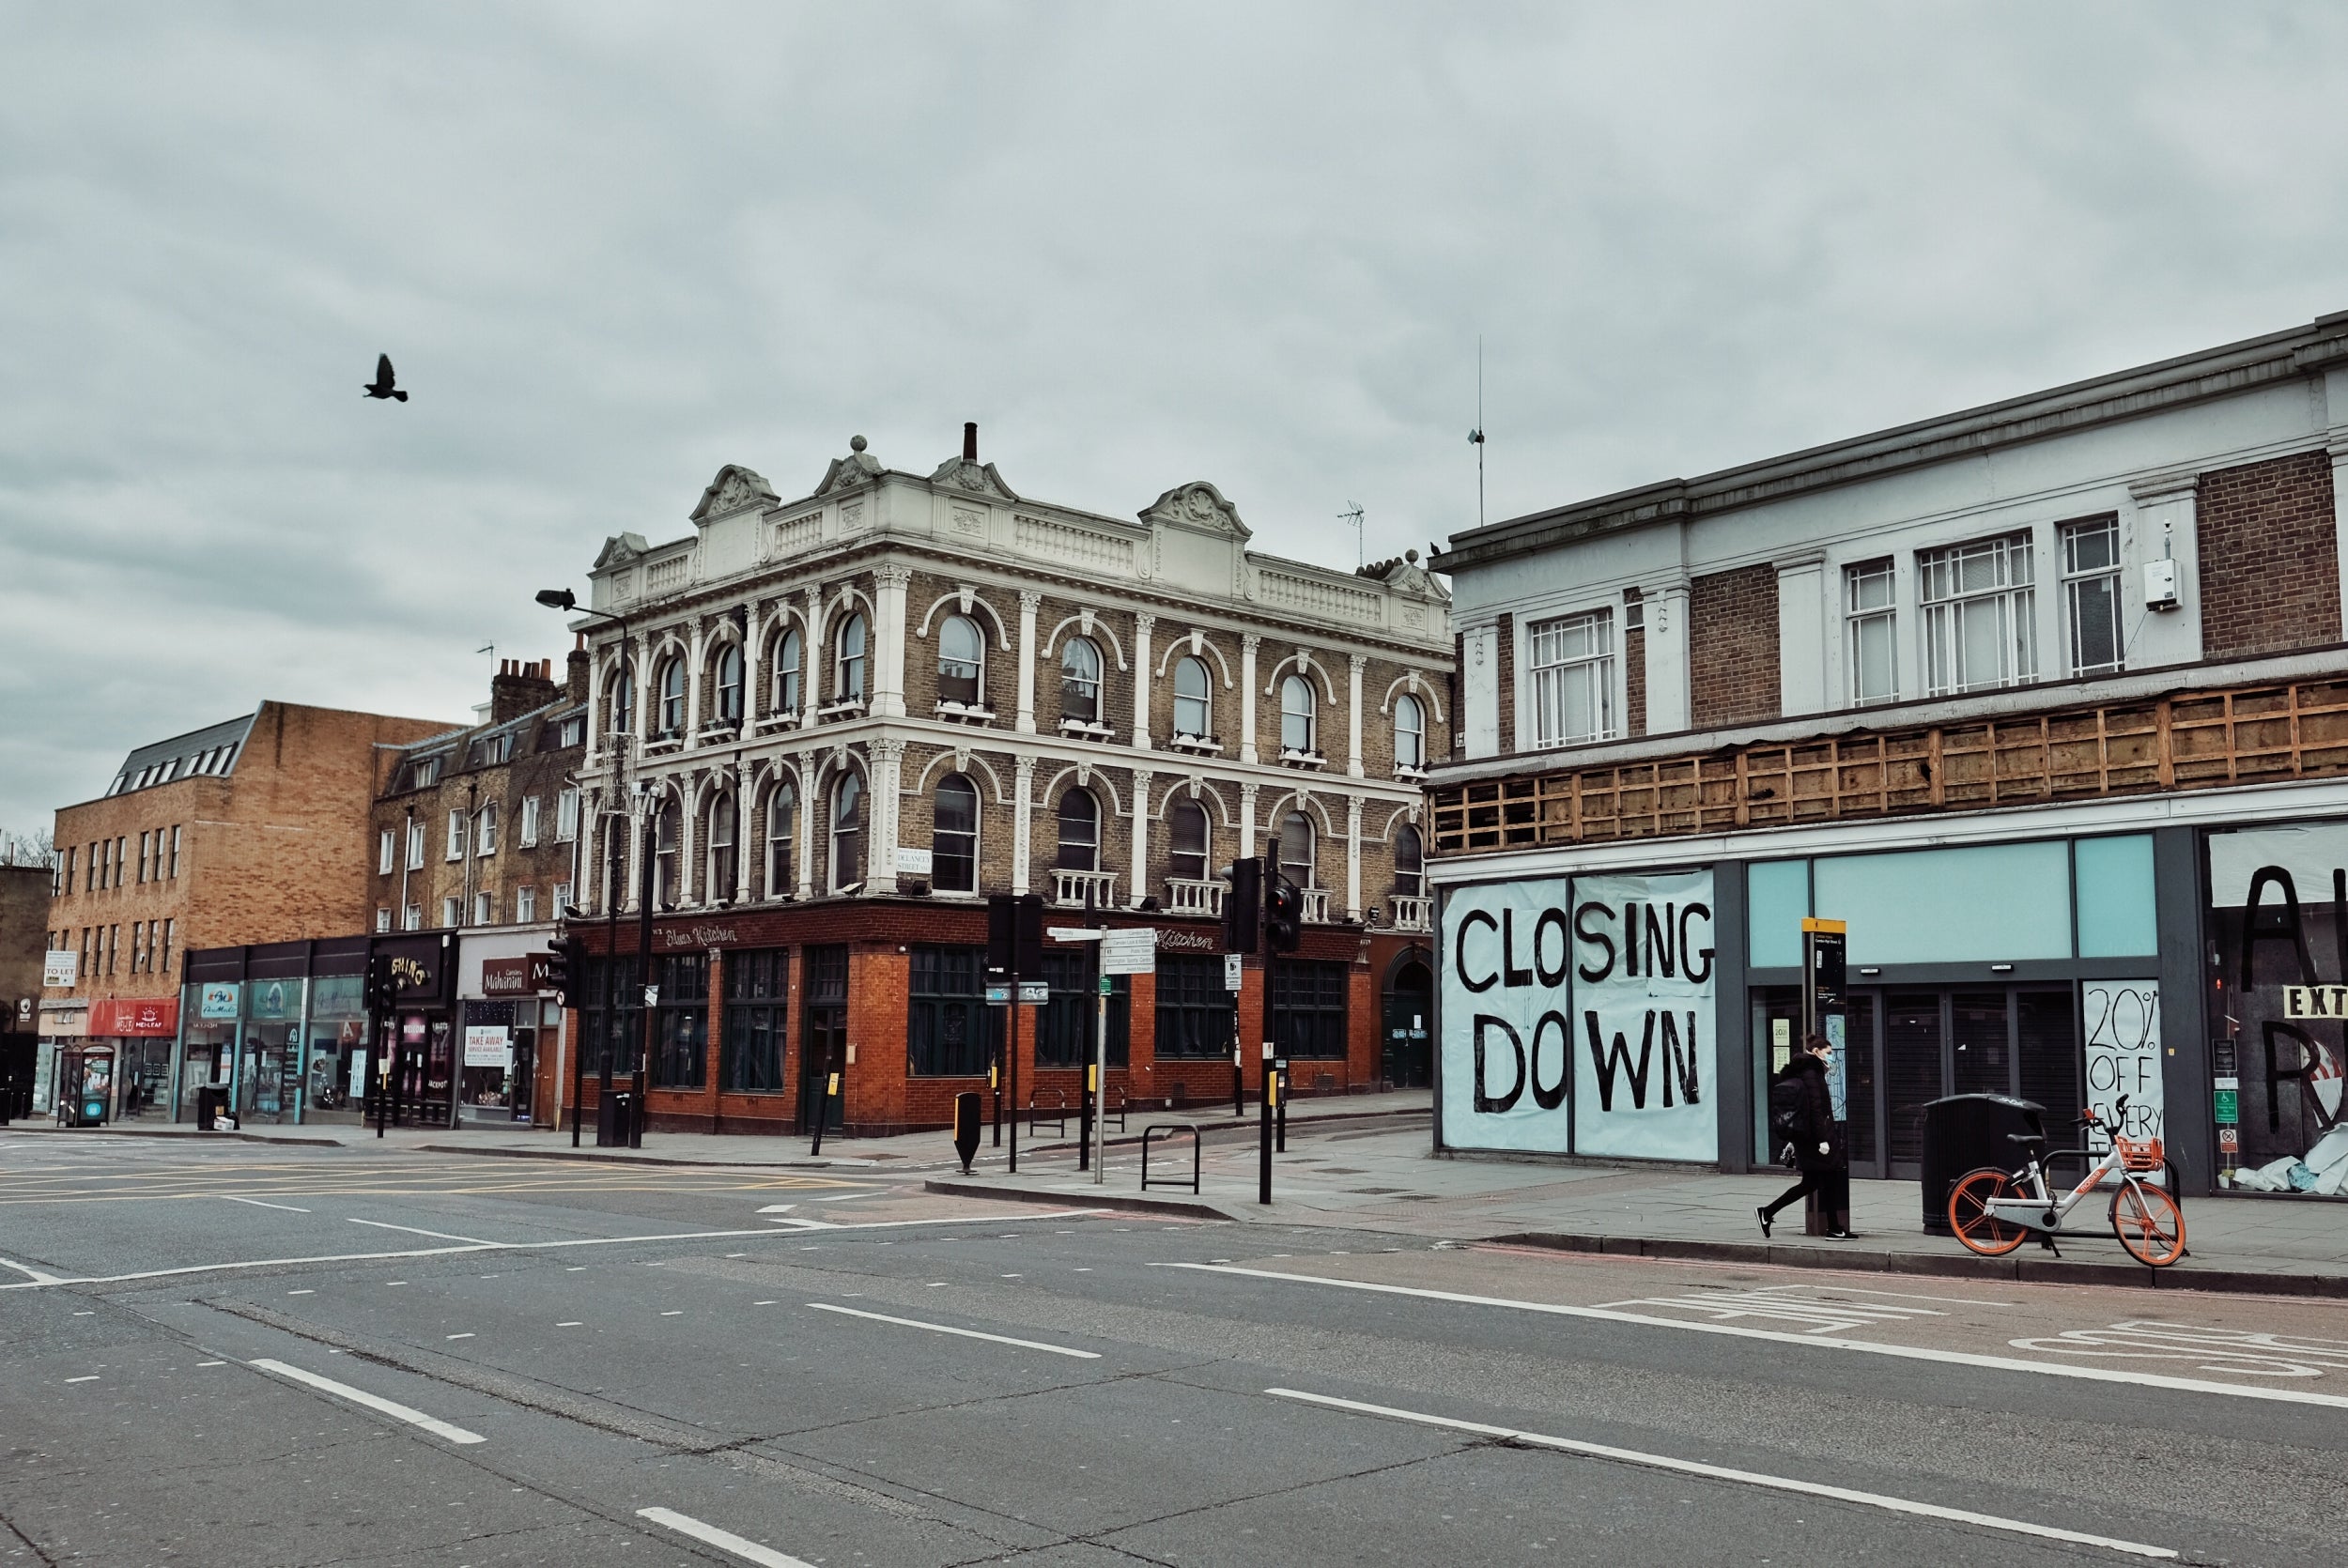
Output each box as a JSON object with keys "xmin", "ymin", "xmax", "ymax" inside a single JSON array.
[{"xmin": 1757, "ymin": 1033, "xmax": 1851, "ymax": 1238}]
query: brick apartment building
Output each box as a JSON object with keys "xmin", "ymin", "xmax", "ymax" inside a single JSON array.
[
  {"xmin": 1, "ymin": 862, "xmax": 45, "ymax": 1115},
  {"xmin": 551, "ymin": 425, "xmax": 1453, "ymax": 1136},
  {"xmin": 36, "ymin": 700, "xmax": 451, "ymax": 1118},
  {"xmin": 1431, "ymin": 309, "xmax": 2348, "ymax": 1199}
]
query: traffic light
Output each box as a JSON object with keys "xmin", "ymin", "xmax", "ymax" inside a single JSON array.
[
  {"xmin": 984, "ymin": 892, "xmax": 1045, "ymax": 979},
  {"xmin": 546, "ymin": 933, "xmax": 588, "ymax": 1004},
  {"xmin": 368, "ymin": 955, "xmax": 399, "ymax": 1023},
  {"xmin": 1264, "ymin": 862, "xmax": 1303, "ymax": 955},
  {"xmin": 1223, "ymin": 857, "xmax": 1262, "ymax": 954}
]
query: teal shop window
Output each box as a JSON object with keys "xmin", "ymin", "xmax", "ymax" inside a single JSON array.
[
  {"xmin": 2074, "ymin": 835, "xmax": 2156, "ymax": 957},
  {"xmin": 1746, "ymin": 860, "xmax": 1810, "ymax": 968},
  {"xmin": 1814, "ymin": 840, "xmax": 2071, "ymax": 964}
]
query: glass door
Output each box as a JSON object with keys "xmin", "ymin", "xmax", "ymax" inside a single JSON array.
[{"xmin": 1884, "ymin": 992, "xmax": 1943, "ymax": 1178}]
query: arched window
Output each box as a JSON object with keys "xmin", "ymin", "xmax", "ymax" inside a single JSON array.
[
  {"xmin": 772, "ymin": 628, "xmax": 802, "ymax": 715},
  {"xmin": 602, "ymin": 818, "xmax": 630, "ymax": 912},
  {"xmin": 765, "ymin": 781, "xmax": 796, "ymax": 897},
  {"xmin": 713, "ymin": 643, "xmax": 744, "ymax": 724},
  {"xmin": 933, "ymin": 775, "xmax": 979, "ymax": 893},
  {"xmin": 1394, "ymin": 693, "xmax": 1425, "ymax": 771},
  {"xmin": 829, "ymin": 771, "xmax": 863, "ymax": 891},
  {"xmin": 1168, "ymin": 799, "xmax": 1210, "ymax": 883},
  {"xmin": 1393, "ymin": 822, "xmax": 1425, "ymax": 898},
  {"xmin": 607, "ymin": 661, "xmax": 635, "ymax": 736},
  {"xmin": 835, "ymin": 614, "xmax": 867, "ymax": 704},
  {"xmin": 1278, "ymin": 810, "xmax": 1315, "ymax": 888},
  {"xmin": 938, "ymin": 614, "xmax": 984, "ymax": 706},
  {"xmin": 1281, "ymin": 673, "xmax": 1317, "ymax": 755},
  {"xmin": 1060, "ymin": 637, "xmax": 1102, "ymax": 724},
  {"xmin": 1056, "ymin": 788, "xmax": 1100, "ymax": 871},
  {"xmin": 1173, "ymin": 655, "xmax": 1211, "ymax": 740},
  {"xmin": 706, "ymin": 793, "xmax": 737, "ymax": 899},
  {"xmin": 656, "ymin": 656, "xmax": 686, "ymax": 735},
  {"xmin": 653, "ymin": 797, "xmax": 682, "ymax": 907}
]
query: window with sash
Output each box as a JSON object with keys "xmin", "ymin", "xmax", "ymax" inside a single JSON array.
[
  {"xmin": 721, "ymin": 947, "xmax": 788, "ymax": 1092},
  {"xmin": 2062, "ymin": 516, "xmax": 2123, "ymax": 677},
  {"xmin": 1527, "ymin": 611, "xmax": 1614, "ymax": 746},
  {"xmin": 1845, "ymin": 558, "xmax": 1897, "ymax": 706},
  {"xmin": 1153, "ymin": 954, "xmax": 1232, "ymax": 1060},
  {"xmin": 1037, "ymin": 949, "xmax": 1128, "ymax": 1068},
  {"xmin": 906, "ymin": 945, "xmax": 993, "ymax": 1077},
  {"xmin": 1270, "ymin": 959, "xmax": 1348, "ymax": 1060},
  {"xmin": 1920, "ymin": 532, "xmax": 2036, "ymax": 695}
]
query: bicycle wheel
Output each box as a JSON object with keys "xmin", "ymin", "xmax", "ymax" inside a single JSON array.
[
  {"xmin": 2110, "ymin": 1179, "xmax": 2186, "ymax": 1267},
  {"xmin": 1948, "ymin": 1167, "xmax": 2029, "ymax": 1256}
]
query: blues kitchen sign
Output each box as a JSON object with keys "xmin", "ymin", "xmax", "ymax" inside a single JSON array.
[{"xmin": 1439, "ymin": 869, "xmax": 1717, "ymax": 1161}]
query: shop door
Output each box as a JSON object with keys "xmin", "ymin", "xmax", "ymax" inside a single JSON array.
[
  {"xmin": 798, "ymin": 945, "xmax": 847, "ymax": 1134},
  {"xmin": 1874, "ymin": 988, "xmax": 2079, "ymax": 1180},
  {"xmin": 1382, "ymin": 962, "xmax": 1432, "ymax": 1088},
  {"xmin": 1883, "ymin": 992, "xmax": 1943, "ymax": 1179}
]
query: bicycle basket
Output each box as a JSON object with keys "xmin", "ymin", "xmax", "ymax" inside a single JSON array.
[{"xmin": 2115, "ymin": 1136, "xmax": 2165, "ymax": 1173}]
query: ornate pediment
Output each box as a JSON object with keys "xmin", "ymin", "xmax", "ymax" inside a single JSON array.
[
  {"xmin": 1358, "ymin": 548, "xmax": 1452, "ymax": 603},
  {"xmin": 816, "ymin": 435, "xmax": 886, "ymax": 497},
  {"xmin": 689, "ymin": 464, "xmax": 779, "ymax": 524},
  {"xmin": 1138, "ymin": 481, "xmax": 1250, "ymax": 541},
  {"xmin": 593, "ymin": 531, "xmax": 652, "ymax": 569},
  {"xmin": 927, "ymin": 454, "xmax": 1019, "ymax": 501}
]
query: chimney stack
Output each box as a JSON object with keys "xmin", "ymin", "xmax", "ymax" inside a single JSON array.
[{"xmin": 963, "ymin": 422, "xmax": 978, "ymax": 462}]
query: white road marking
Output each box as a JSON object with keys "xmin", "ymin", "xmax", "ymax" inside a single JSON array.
[
  {"xmin": 659, "ymin": 1310, "xmax": 683, "ymax": 1316},
  {"xmin": 556, "ymin": 1321, "xmax": 583, "ymax": 1328},
  {"xmin": 222, "ymin": 1195, "xmax": 311, "ymax": 1213},
  {"xmin": 250, "ymin": 1358, "xmax": 485, "ymax": 1445},
  {"xmin": 65, "ymin": 1376, "xmax": 99, "ymax": 1383},
  {"xmin": 196, "ymin": 1360, "xmax": 225, "ymax": 1367},
  {"xmin": 287, "ymin": 1289, "xmax": 315, "ymax": 1296},
  {"xmin": 348, "ymin": 1218, "xmax": 498, "ymax": 1246},
  {"xmin": 0, "ymin": 1213, "xmax": 1112, "ymax": 1293},
  {"xmin": 810, "ymin": 1191, "xmax": 877, "ymax": 1202},
  {"xmin": 0, "ymin": 1257, "xmax": 63, "ymax": 1284},
  {"xmin": 637, "ymin": 1506, "xmax": 815, "ymax": 1567},
  {"xmin": 1160, "ymin": 1264, "xmax": 2348, "ymax": 1410},
  {"xmin": 2008, "ymin": 1320, "xmax": 2348, "ymax": 1379},
  {"xmin": 1269, "ymin": 1389, "xmax": 2173, "ymax": 1558},
  {"xmin": 446, "ymin": 1332, "xmax": 473, "ymax": 1340},
  {"xmin": 1592, "ymin": 1286, "xmax": 1948, "ymax": 1335},
  {"xmin": 756, "ymin": 1203, "xmax": 796, "ymax": 1213},
  {"xmin": 807, "ymin": 1301, "xmax": 1101, "ymax": 1359}
]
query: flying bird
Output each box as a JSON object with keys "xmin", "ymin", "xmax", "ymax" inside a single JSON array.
[{"xmin": 363, "ymin": 353, "xmax": 408, "ymax": 402}]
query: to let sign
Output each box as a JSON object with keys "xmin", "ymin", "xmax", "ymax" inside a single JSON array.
[{"xmin": 42, "ymin": 950, "xmax": 77, "ymax": 988}]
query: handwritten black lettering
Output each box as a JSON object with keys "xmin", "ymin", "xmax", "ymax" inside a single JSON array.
[
  {"xmin": 1473, "ymin": 1015, "xmax": 1525, "ymax": 1113},
  {"xmin": 1583, "ymin": 1009, "xmax": 1654, "ymax": 1113},
  {"xmin": 1530, "ymin": 1009, "xmax": 1570, "ymax": 1111},
  {"xmin": 1457, "ymin": 909, "xmax": 1499, "ymax": 993},
  {"xmin": 1574, "ymin": 900, "xmax": 1615, "ymax": 983}
]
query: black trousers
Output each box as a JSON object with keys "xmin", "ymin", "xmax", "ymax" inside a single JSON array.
[{"xmin": 1763, "ymin": 1167, "xmax": 1849, "ymax": 1221}]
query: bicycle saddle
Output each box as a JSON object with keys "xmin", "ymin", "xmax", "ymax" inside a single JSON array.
[{"xmin": 2005, "ymin": 1131, "xmax": 2047, "ymax": 1146}]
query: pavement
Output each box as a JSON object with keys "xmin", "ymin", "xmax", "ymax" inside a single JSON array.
[
  {"xmin": 4, "ymin": 1126, "xmax": 2347, "ymax": 1565},
  {"xmin": 20, "ymin": 1088, "xmax": 2348, "ymax": 1297}
]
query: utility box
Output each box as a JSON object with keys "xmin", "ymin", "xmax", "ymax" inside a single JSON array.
[
  {"xmin": 1920, "ymin": 1094, "xmax": 2047, "ymax": 1234},
  {"xmin": 2143, "ymin": 559, "xmax": 2180, "ymax": 610}
]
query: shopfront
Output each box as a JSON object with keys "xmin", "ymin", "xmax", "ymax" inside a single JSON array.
[
  {"xmin": 456, "ymin": 930, "xmax": 560, "ymax": 1125},
  {"xmin": 1433, "ymin": 822, "xmax": 2225, "ymax": 1191},
  {"xmin": 86, "ymin": 999, "xmax": 179, "ymax": 1117},
  {"xmin": 174, "ymin": 936, "xmax": 406, "ymax": 1126}
]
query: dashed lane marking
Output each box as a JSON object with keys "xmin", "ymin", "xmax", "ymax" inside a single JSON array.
[
  {"xmin": 637, "ymin": 1507, "xmax": 815, "ymax": 1567},
  {"xmin": 807, "ymin": 1301, "xmax": 1102, "ymax": 1360},
  {"xmin": 249, "ymin": 1358, "xmax": 485, "ymax": 1445}
]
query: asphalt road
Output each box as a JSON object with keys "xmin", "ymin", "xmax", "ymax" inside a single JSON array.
[{"xmin": 2, "ymin": 1130, "xmax": 2341, "ymax": 1567}]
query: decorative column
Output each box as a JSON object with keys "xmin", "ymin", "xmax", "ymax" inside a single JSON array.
[
  {"xmin": 801, "ymin": 587, "xmax": 827, "ymax": 704},
  {"xmin": 794, "ymin": 753, "xmax": 816, "ymax": 900},
  {"xmin": 583, "ymin": 647, "xmax": 604, "ymax": 770},
  {"xmin": 734, "ymin": 758, "xmax": 753, "ymax": 904},
  {"xmin": 633, "ymin": 634, "xmax": 656, "ymax": 751},
  {"xmin": 2128, "ymin": 470, "xmax": 2203, "ymax": 669},
  {"xmin": 872, "ymin": 564, "xmax": 913, "ymax": 718},
  {"xmin": 685, "ymin": 617, "xmax": 707, "ymax": 739},
  {"xmin": 1346, "ymin": 653, "xmax": 1367, "ymax": 777},
  {"xmin": 1239, "ymin": 634, "xmax": 1260, "ymax": 763},
  {"xmin": 1238, "ymin": 781, "xmax": 1259, "ymax": 860},
  {"xmin": 1129, "ymin": 768, "xmax": 1153, "ymax": 907},
  {"xmin": 1345, "ymin": 795, "xmax": 1364, "ymax": 922},
  {"xmin": 1015, "ymin": 590, "xmax": 1043, "ymax": 733},
  {"xmin": 1132, "ymin": 614, "xmax": 1156, "ymax": 750},
  {"xmin": 1012, "ymin": 754, "xmax": 1037, "ymax": 895},
  {"xmin": 623, "ymin": 794, "xmax": 645, "ymax": 915},
  {"xmin": 868, "ymin": 737, "xmax": 904, "ymax": 893}
]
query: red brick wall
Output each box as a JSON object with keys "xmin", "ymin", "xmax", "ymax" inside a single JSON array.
[
  {"xmin": 1690, "ymin": 565, "xmax": 1780, "ymax": 729},
  {"xmin": 1623, "ymin": 589, "xmax": 1647, "ymax": 739},
  {"xmin": 2197, "ymin": 451, "xmax": 2340, "ymax": 659},
  {"xmin": 1494, "ymin": 613, "xmax": 1515, "ymax": 752}
]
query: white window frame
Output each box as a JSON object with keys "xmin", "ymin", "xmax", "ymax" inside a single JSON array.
[
  {"xmin": 442, "ymin": 896, "xmax": 462, "ymax": 928},
  {"xmin": 765, "ymin": 783, "xmax": 796, "ymax": 898},
  {"xmin": 2062, "ymin": 516, "xmax": 2124, "ymax": 678},
  {"xmin": 445, "ymin": 810, "xmax": 466, "ymax": 861},
  {"xmin": 518, "ymin": 794, "xmax": 541, "ymax": 848},
  {"xmin": 1919, "ymin": 531, "xmax": 2037, "ymax": 697},
  {"xmin": 938, "ymin": 615, "xmax": 985, "ymax": 707},
  {"xmin": 713, "ymin": 642, "xmax": 744, "ymax": 723},
  {"xmin": 476, "ymin": 800, "xmax": 498, "ymax": 856},
  {"xmin": 406, "ymin": 820, "xmax": 426, "ymax": 870},
  {"xmin": 378, "ymin": 828, "xmax": 394, "ymax": 874},
  {"xmin": 556, "ymin": 788, "xmax": 579, "ymax": 843},
  {"xmin": 376, "ymin": 907, "xmax": 392, "ymax": 933},
  {"xmin": 404, "ymin": 903, "xmax": 423, "ymax": 931},
  {"xmin": 1172, "ymin": 654, "xmax": 1212, "ymax": 741},
  {"xmin": 552, "ymin": 881, "xmax": 573, "ymax": 915},
  {"xmin": 1845, "ymin": 558, "xmax": 1899, "ymax": 707},
  {"xmin": 1526, "ymin": 609, "xmax": 1615, "ymax": 748},
  {"xmin": 707, "ymin": 793, "xmax": 738, "ymax": 899},
  {"xmin": 1280, "ymin": 674, "xmax": 1318, "ymax": 756},
  {"xmin": 516, "ymin": 884, "xmax": 536, "ymax": 924},
  {"xmin": 1394, "ymin": 693, "xmax": 1426, "ymax": 770},
  {"xmin": 472, "ymin": 890, "xmax": 493, "ymax": 926},
  {"xmin": 772, "ymin": 628, "xmax": 802, "ymax": 715}
]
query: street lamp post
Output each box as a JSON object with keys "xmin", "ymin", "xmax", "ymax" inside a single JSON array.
[{"xmin": 536, "ymin": 587, "xmax": 632, "ymax": 1148}]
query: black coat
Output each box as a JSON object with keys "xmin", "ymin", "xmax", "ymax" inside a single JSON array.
[{"xmin": 1777, "ymin": 1054, "xmax": 1847, "ymax": 1173}]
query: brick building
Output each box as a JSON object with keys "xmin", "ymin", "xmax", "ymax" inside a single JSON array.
[
  {"xmin": 1431, "ymin": 310, "xmax": 2348, "ymax": 1200},
  {"xmin": 36, "ymin": 700, "xmax": 452, "ymax": 1118},
  {"xmin": 550, "ymin": 426, "xmax": 1453, "ymax": 1136}
]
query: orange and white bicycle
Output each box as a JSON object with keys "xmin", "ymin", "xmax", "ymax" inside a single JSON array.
[{"xmin": 1947, "ymin": 1095, "xmax": 2187, "ymax": 1267}]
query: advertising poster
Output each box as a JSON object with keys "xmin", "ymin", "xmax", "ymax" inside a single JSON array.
[{"xmin": 1439, "ymin": 868, "xmax": 1718, "ymax": 1161}]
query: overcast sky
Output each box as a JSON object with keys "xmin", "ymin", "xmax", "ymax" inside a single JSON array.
[{"xmin": 4, "ymin": 2, "xmax": 2344, "ymax": 835}]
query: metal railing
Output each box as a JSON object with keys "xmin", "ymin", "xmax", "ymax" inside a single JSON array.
[{"xmin": 1141, "ymin": 1123, "xmax": 1202, "ymax": 1194}]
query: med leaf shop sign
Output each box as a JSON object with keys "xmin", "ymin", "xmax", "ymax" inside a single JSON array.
[{"xmin": 1439, "ymin": 869, "xmax": 1717, "ymax": 1162}]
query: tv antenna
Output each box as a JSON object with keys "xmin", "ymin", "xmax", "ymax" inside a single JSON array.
[
  {"xmin": 1467, "ymin": 335, "xmax": 1486, "ymax": 530},
  {"xmin": 1337, "ymin": 500, "xmax": 1365, "ymax": 568}
]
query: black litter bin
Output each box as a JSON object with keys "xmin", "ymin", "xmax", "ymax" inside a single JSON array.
[
  {"xmin": 1920, "ymin": 1094, "xmax": 2046, "ymax": 1233},
  {"xmin": 597, "ymin": 1091, "xmax": 634, "ymax": 1147},
  {"xmin": 195, "ymin": 1086, "xmax": 225, "ymax": 1131}
]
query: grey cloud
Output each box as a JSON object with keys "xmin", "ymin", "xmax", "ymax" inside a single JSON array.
[{"xmin": 4, "ymin": 1, "xmax": 2345, "ymax": 829}]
